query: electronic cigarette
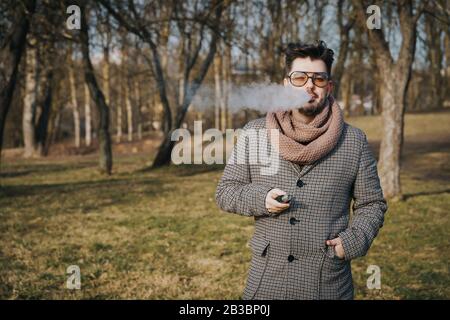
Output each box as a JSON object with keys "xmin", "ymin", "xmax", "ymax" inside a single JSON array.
[{"xmin": 275, "ymin": 194, "xmax": 292, "ymax": 203}]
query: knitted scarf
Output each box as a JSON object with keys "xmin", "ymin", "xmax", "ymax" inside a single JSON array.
[{"xmin": 265, "ymin": 95, "xmax": 344, "ymax": 165}]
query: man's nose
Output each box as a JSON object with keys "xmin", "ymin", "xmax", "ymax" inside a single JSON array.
[{"xmin": 304, "ymin": 77, "xmax": 315, "ymax": 91}]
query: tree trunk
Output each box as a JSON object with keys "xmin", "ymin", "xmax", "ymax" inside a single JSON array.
[
  {"xmin": 35, "ymin": 68, "xmax": 53, "ymax": 156},
  {"xmin": 50, "ymin": 110, "xmax": 61, "ymax": 147},
  {"xmin": 0, "ymin": 0, "xmax": 35, "ymax": 164},
  {"xmin": 378, "ymin": 71, "xmax": 407, "ymax": 199},
  {"xmin": 425, "ymin": 14, "xmax": 444, "ymax": 110},
  {"xmin": 80, "ymin": 5, "xmax": 112, "ymax": 175},
  {"xmin": 134, "ymin": 79, "xmax": 142, "ymax": 140},
  {"xmin": 84, "ymin": 82, "xmax": 92, "ymax": 146},
  {"xmin": 370, "ymin": 51, "xmax": 381, "ymax": 115},
  {"xmin": 69, "ymin": 64, "xmax": 81, "ymax": 148},
  {"xmin": 214, "ymin": 53, "xmax": 222, "ymax": 130},
  {"xmin": 102, "ymin": 16, "xmax": 112, "ymax": 131},
  {"xmin": 333, "ymin": 0, "xmax": 354, "ymax": 99},
  {"xmin": 125, "ymin": 82, "xmax": 133, "ymax": 142},
  {"xmin": 354, "ymin": 0, "xmax": 420, "ymax": 199},
  {"xmin": 341, "ymin": 71, "xmax": 352, "ymax": 116},
  {"xmin": 220, "ymin": 42, "xmax": 229, "ymax": 132},
  {"xmin": 116, "ymin": 91, "xmax": 123, "ymax": 143},
  {"xmin": 225, "ymin": 43, "xmax": 233, "ymax": 129},
  {"xmin": 22, "ymin": 39, "xmax": 38, "ymax": 158}
]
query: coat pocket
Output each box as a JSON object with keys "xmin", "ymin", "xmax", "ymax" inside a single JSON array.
[
  {"xmin": 320, "ymin": 245, "xmax": 352, "ymax": 299},
  {"xmin": 243, "ymin": 237, "xmax": 270, "ymax": 300}
]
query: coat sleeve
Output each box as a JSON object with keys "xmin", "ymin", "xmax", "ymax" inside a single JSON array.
[
  {"xmin": 215, "ymin": 123, "xmax": 274, "ymax": 217},
  {"xmin": 338, "ymin": 131, "xmax": 388, "ymax": 260}
]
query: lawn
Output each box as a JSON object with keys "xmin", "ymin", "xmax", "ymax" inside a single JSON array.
[{"xmin": 0, "ymin": 111, "xmax": 449, "ymax": 299}]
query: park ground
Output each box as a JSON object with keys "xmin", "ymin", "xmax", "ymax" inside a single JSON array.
[{"xmin": 0, "ymin": 110, "xmax": 449, "ymax": 299}]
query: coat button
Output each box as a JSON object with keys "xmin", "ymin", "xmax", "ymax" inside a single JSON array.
[
  {"xmin": 296, "ymin": 179, "xmax": 304, "ymax": 188},
  {"xmin": 289, "ymin": 217, "xmax": 297, "ymax": 225},
  {"xmin": 288, "ymin": 255, "xmax": 295, "ymax": 262}
]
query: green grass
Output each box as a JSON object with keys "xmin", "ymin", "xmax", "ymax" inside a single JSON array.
[{"xmin": 0, "ymin": 111, "xmax": 449, "ymax": 299}]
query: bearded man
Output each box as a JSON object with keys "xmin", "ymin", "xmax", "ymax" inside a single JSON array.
[{"xmin": 215, "ymin": 40, "xmax": 388, "ymax": 300}]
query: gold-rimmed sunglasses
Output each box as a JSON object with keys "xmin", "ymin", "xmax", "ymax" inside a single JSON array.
[{"xmin": 287, "ymin": 71, "xmax": 330, "ymax": 88}]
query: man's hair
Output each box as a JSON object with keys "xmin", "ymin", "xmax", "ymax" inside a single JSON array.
[{"xmin": 284, "ymin": 40, "xmax": 334, "ymax": 76}]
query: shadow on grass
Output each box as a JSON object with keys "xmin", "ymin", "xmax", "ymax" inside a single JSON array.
[
  {"xmin": 138, "ymin": 163, "xmax": 225, "ymax": 176},
  {"xmin": 367, "ymin": 139, "xmax": 450, "ymax": 159},
  {"xmin": 402, "ymin": 188, "xmax": 450, "ymax": 200},
  {"xmin": 0, "ymin": 170, "xmax": 34, "ymax": 178},
  {"xmin": 0, "ymin": 161, "xmax": 97, "ymax": 178},
  {"xmin": 0, "ymin": 176, "xmax": 170, "ymax": 214}
]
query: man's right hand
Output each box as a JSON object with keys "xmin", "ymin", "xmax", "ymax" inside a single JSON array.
[{"xmin": 265, "ymin": 188, "xmax": 290, "ymax": 214}]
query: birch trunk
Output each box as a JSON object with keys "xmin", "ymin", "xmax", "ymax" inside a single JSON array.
[
  {"xmin": 23, "ymin": 40, "xmax": 37, "ymax": 158},
  {"xmin": 69, "ymin": 65, "xmax": 81, "ymax": 148},
  {"xmin": 134, "ymin": 80, "xmax": 142, "ymax": 140},
  {"xmin": 214, "ymin": 53, "xmax": 222, "ymax": 131},
  {"xmin": 125, "ymin": 82, "xmax": 133, "ymax": 142},
  {"xmin": 220, "ymin": 43, "xmax": 229, "ymax": 132},
  {"xmin": 84, "ymin": 82, "xmax": 92, "ymax": 146}
]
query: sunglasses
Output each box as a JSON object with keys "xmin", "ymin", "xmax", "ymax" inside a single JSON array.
[{"xmin": 287, "ymin": 71, "xmax": 330, "ymax": 88}]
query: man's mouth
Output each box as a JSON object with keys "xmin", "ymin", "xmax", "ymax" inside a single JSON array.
[{"xmin": 308, "ymin": 95, "xmax": 318, "ymax": 103}]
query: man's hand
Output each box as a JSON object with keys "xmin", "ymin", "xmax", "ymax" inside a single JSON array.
[
  {"xmin": 326, "ymin": 237, "xmax": 345, "ymax": 259},
  {"xmin": 265, "ymin": 188, "xmax": 290, "ymax": 214}
]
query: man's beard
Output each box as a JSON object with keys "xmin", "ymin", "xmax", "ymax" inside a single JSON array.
[{"xmin": 299, "ymin": 94, "xmax": 329, "ymax": 116}]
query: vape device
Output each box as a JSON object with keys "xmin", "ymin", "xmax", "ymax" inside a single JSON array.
[{"xmin": 275, "ymin": 194, "xmax": 292, "ymax": 203}]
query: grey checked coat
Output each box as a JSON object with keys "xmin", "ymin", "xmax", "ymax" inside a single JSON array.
[{"xmin": 215, "ymin": 117, "xmax": 388, "ymax": 300}]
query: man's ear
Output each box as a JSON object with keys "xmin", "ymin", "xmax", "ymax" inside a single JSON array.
[{"xmin": 283, "ymin": 78, "xmax": 288, "ymax": 87}]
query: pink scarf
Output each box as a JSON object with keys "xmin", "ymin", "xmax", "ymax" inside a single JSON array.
[{"xmin": 266, "ymin": 96, "xmax": 344, "ymax": 165}]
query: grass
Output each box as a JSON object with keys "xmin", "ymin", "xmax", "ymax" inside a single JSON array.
[{"xmin": 0, "ymin": 111, "xmax": 449, "ymax": 299}]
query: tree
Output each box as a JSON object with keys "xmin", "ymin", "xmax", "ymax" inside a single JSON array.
[
  {"xmin": 34, "ymin": 47, "xmax": 55, "ymax": 156},
  {"xmin": 22, "ymin": 35, "xmax": 38, "ymax": 157},
  {"xmin": 0, "ymin": 0, "xmax": 36, "ymax": 164},
  {"xmin": 68, "ymin": 53, "xmax": 81, "ymax": 148},
  {"xmin": 99, "ymin": 0, "xmax": 230, "ymax": 167},
  {"xmin": 424, "ymin": 10, "xmax": 445, "ymax": 110},
  {"xmin": 79, "ymin": 3, "xmax": 113, "ymax": 174},
  {"xmin": 353, "ymin": 0, "xmax": 425, "ymax": 199},
  {"xmin": 332, "ymin": 0, "xmax": 355, "ymax": 99},
  {"xmin": 84, "ymin": 81, "xmax": 92, "ymax": 147}
]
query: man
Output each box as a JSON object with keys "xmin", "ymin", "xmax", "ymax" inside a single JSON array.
[{"xmin": 215, "ymin": 41, "xmax": 387, "ymax": 300}]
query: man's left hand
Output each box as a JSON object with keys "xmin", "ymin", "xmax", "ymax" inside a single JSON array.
[{"xmin": 326, "ymin": 237, "xmax": 345, "ymax": 259}]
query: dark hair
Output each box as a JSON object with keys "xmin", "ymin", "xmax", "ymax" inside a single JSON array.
[{"xmin": 284, "ymin": 40, "xmax": 334, "ymax": 76}]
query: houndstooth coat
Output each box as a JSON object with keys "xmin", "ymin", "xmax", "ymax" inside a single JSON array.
[{"xmin": 215, "ymin": 117, "xmax": 388, "ymax": 300}]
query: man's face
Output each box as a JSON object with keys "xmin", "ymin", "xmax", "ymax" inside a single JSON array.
[{"xmin": 283, "ymin": 57, "xmax": 333, "ymax": 116}]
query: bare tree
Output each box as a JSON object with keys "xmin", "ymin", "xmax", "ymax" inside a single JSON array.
[
  {"xmin": 100, "ymin": 0, "xmax": 229, "ymax": 167},
  {"xmin": 79, "ymin": 3, "xmax": 113, "ymax": 174},
  {"xmin": 35, "ymin": 45, "xmax": 55, "ymax": 156},
  {"xmin": 332, "ymin": 0, "xmax": 355, "ymax": 99},
  {"xmin": 84, "ymin": 81, "xmax": 91, "ymax": 146},
  {"xmin": 354, "ymin": 0, "xmax": 425, "ymax": 199},
  {"xmin": 213, "ymin": 49, "xmax": 222, "ymax": 130},
  {"xmin": 68, "ymin": 55, "xmax": 81, "ymax": 148},
  {"xmin": 125, "ymin": 80, "xmax": 133, "ymax": 142},
  {"xmin": 424, "ymin": 11, "xmax": 445, "ymax": 110},
  {"xmin": 0, "ymin": 0, "xmax": 36, "ymax": 163},
  {"xmin": 22, "ymin": 36, "xmax": 38, "ymax": 157}
]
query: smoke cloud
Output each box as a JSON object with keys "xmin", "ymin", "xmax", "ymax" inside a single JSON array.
[{"xmin": 190, "ymin": 83, "xmax": 311, "ymax": 114}]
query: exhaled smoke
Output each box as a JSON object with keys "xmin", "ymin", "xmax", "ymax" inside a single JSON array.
[{"xmin": 190, "ymin": 83, "xmax": 310, "ymax": 114}]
